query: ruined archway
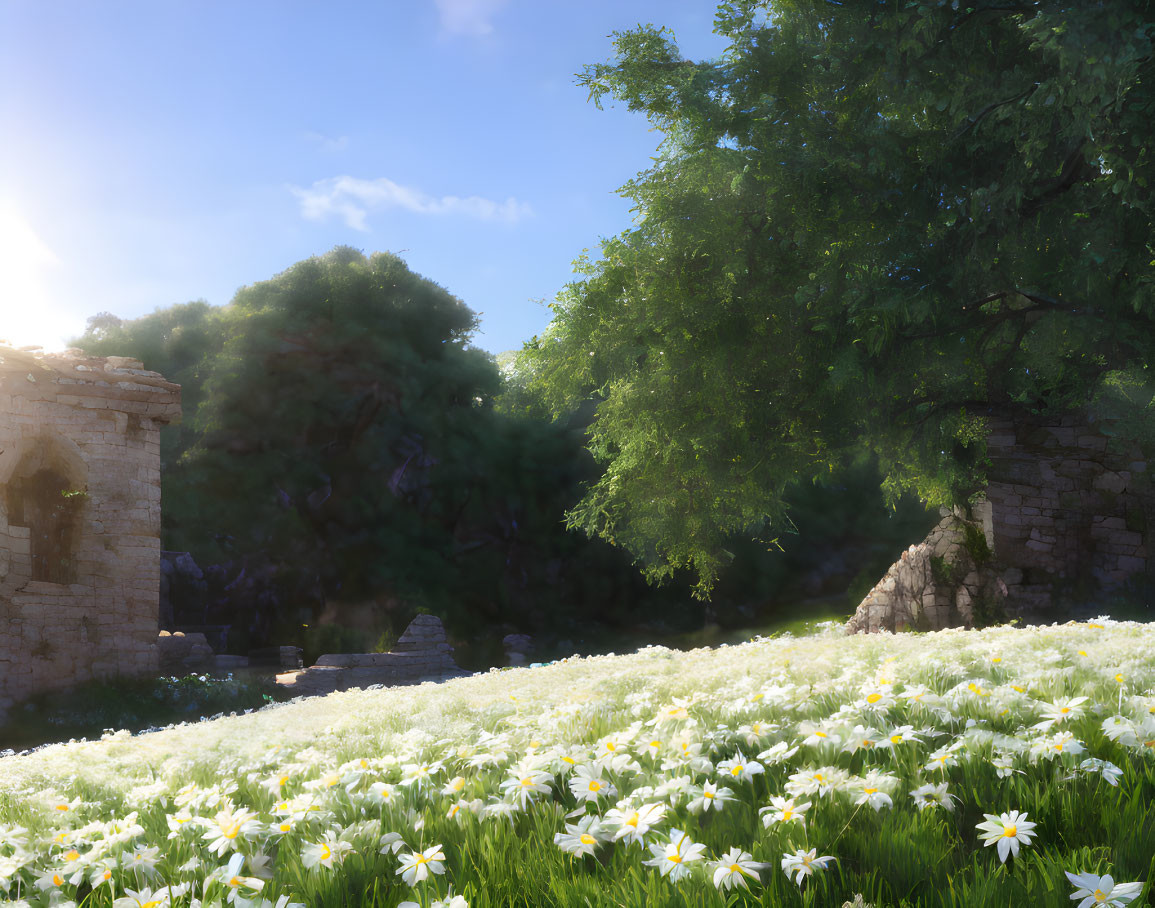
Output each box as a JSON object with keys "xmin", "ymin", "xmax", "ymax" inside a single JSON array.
[{"xmin": 3, "ymin": 434, "xmax": 89, "ymax": 585}]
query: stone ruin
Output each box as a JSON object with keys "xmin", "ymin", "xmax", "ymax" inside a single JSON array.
[
  {"xmin": 847, "ymin": 410, "xmax": 1153, "ymax": 633},
  {"xmin": 276, "ymin": 613, "xmax": 470, "ymax": 696},
  {"xmin": 0, "ymin": 346, "xmax": 180, "ymax": 723},
  {"xmin": 502, "ymin": 633, "xmax": 533, "ymax": 667}
]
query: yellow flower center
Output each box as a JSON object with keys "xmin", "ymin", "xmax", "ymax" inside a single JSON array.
[
  {"xmin": 730, "ymin": 863, "xmax": 742, "ymax": 873},
  {"xmin": 588, "ymin": 780, "xmax": 601, "ymax": 792},
  {"xmin": 891, "ymin": 735, "xmax": 903, "ymax": 744},
  {"xmin": 864, "ymin": 787, "xmax": 878, "ymax": 794},
  {"xmin": 650, "ymin": 740, "xmax": 661, "ymax": 749},
  {"xmin": 782, "ymin": 808, "xmax": 793, "ymax": 820},
  {"xmin": 520, "ymin": 777, "xmax": 534, "ymax": 787},
  {"xmin": 668, "ymin": 854, "xmax": 682, "ymax": 864},
  {"xmin": 991, "ymin": 656, "xmax": 1002, "ymax": 663},
  {"xmin": 64, "ymin": 850, "xmax": 79, "ymax": 861},
  {"xmin": 862, "ymin": 739, "xmax": 874, "ymax": 747},
  {"xmin": 278, "ymin": 774, "xmax": 289, "ymax": 787},
  {"xmin": 605, "ymin": 742, "xmax": 616, "ymax": 752},
  {"xmin": 320, "ymin": 845, "xmax": 331, "ymax": 861},
  {"xmin": 1002, "ymin": 825, "xmax": 1016, "ymax": 838},
  {"xmin": 52, "ymin": 874, "xmax": 64, "ymax": 886},
  {"xmin": 731, "ymin": 765, "xmax": 744, "ymax": 776},
  {"xmin": 1115, "ymin": 674, "xmax": 1124, "ymax": 684},
  {"xmin": 102, "ymin": 870, "xmax": 112, "ymax": 881},
  {"xmin": 703, "ymin": 790, "xmax": 714, "ymax": 799},
  {"xmin": 1095, "ymin": 890, "xmax": 1107, "ymax": 902},
  {"xmin": 626, "ymin": 814, "xmax": 639, "ymax": 828},
  {"xmin": 579, "ymin": 834, "xmax": 597, "ymax": 845},
  {"xmin": 1078, "ymin": 650, "xmax": 1088, "ymax": 657},
  {"xmin": 228, "ymin": 876, "xmax": 243, "ymax": 888},
  {"xmin": 814, "ymin": 773, "xmax": 825, "ymax": 782},
  {"xmin": 415, "ymin": 854, "xmax": 429, "ymax": 866},
  {"xmin": 562, "ymin": 756, "xmax": 576, "ymax": 764},
  {"xmin": 815, "ymin": 731, "xmax": 828, "ymax": 738},
  {"xmin": 55, "ymin": 804, "xmax": 70, "ymax": 811},
  {"xmin": 1060, "ymin": 707, "xmax": 1071, "ymax": 714},
  {"xmin": 867, "ymin": 693, "xmax": 882, "ymax": 703}
]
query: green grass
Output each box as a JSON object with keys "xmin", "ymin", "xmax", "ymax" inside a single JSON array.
[{"xmin": 0, "ymin": 620, "xmax": 1153, "ymax": 908}]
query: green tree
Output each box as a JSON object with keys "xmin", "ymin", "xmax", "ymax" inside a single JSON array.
[
  {"xmin": 73, "ymin": 250, "xmax": 717, "ymax": 652},
  {"xmin": 76, "ymin": 300, "xmax": 225, "ymax": 464},
  {"xmin": 521, "ymin": 0, "xmax": 1155, "ymax": 596}
]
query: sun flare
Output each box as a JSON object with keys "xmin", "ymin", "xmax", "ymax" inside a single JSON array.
[{"xmin": 0, "ymin": 202, "xmax": 73, "ymax": 350}]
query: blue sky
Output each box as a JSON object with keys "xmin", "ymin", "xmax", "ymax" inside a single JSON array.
[{"xmin": 0, "ymin": 0, "xmax": 729, "ymax": 356}]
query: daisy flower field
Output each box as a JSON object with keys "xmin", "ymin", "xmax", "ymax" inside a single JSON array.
[{"xmin": 1, "ymin": 619, "xmax": 1153, "ymax": 907}]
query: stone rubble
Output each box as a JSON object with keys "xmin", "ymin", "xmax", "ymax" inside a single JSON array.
[{"xmin": 276, "ymin": 614, "xmax": 470, "ymax": 696}]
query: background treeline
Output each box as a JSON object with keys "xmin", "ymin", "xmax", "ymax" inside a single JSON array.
[{"xmin": 73, "ymin": 248, "xmax": 933, "ymax": 667}]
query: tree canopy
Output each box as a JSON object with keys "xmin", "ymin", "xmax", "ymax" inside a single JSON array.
[
  {"xmin": 519, "ymin": 0, "xmax": 1155, "ymax": 596},
  {"xmin": 74, "ymin": 250, "xmax": 738, "ymax": 653}
]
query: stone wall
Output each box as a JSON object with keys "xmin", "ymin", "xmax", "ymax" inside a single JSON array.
[
  {"xmin": 847, "ymin": 410, "xmax": 1152, "ymax": 634},
  {"xmin": 277, "ymin": 614, "xmax": 470, "ymax": 695},
  {"xmin": 0, "ymin": 346, "xmax": 180, "ymax": 723},
  {"xmin": 984, "ymin": 412, "xmax": 1150, "ymax": 613},
  {"xmin": 845, "ymin": 506, "xmax": 1001, "ymax": 634}
]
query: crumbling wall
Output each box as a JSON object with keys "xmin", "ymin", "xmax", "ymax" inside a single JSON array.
[
  {"xmin": 277, "ymin": 614, "xmax": 470, "ymax": 696},
  {"xmin": 845, "ymin": 505, "xmax": 1001, "ymax": 633},
  {"xmin": 847, "ymin": 410, "xmax": 1152, "ymax": 634},
  {"xmin": 0, "ymin": 346, "xmax": 180, "ymax": 722}
]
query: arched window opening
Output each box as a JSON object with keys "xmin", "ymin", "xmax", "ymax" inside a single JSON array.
[{"xmin": 6, "ymin": 468, "xmax": 83, "ymax": 584}]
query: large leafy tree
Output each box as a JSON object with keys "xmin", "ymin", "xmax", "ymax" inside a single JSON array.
[
  {"xmin": 73, "ymin": 250, "xmax": 721, "ymax": 651},
  {"xmin": 521, "ymin": 0, "xmax": 1155, "ymax": 596}
]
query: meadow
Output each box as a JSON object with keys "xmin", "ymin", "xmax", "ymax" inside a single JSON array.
[{"xmin": 1, "ymin": 619, "xmax": 1153, "ymax": 907}]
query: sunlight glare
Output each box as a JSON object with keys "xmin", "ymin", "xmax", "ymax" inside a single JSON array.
[{"xmin": 0, "ymin": 202, "xmax": 71, "ymax": 350}]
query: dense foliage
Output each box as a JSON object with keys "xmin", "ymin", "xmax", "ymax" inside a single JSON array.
[
  {"xmin": 74, "ymin": 249, "xmax": 935, "ymax": 653},
  {"xmin": 2, "ymin": 621, "xmax": 1153, "ymax": 907},
  {"xmin": 519, "ymin": 1, "xmax": 1155, "ymax": 595},
  {"xmin": 77, "ymin": 250, "xmax": 656, "ymax": 651}
]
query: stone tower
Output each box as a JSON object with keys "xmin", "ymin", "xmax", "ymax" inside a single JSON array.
[{"xmin": 0, "ymin": 346, "xmax": 180, "ymax": 724}]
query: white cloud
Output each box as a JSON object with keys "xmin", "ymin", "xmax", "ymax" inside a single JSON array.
[
  {"xmin": 433, "ymin": 0, "xmax": 509, "ymax": 36},
  {"xmin": 290, "ymin": 175, "xmax": 532, "ymax": 230}
]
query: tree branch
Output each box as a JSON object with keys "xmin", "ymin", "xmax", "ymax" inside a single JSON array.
[
  {"xmin": 951, "ymin": 84, "xmax": 1038, "ymax": 142},
  {"xmin": 1020, "ymin": 143, "xmax": 1091, "ymax": 216}
]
